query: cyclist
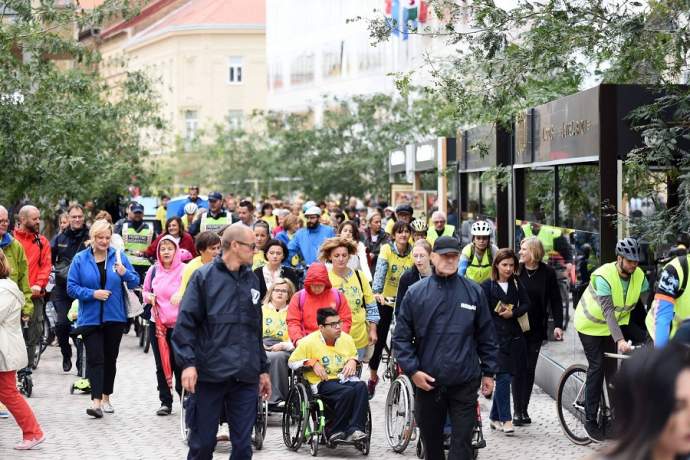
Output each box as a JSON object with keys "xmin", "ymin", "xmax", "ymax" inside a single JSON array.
[
  {"xmin": 182, "ymin": 202, "xmax": 198, "ymax": 230},
  {"xmin": 459, "ymin": 221, "xmax": 498, "ymax": 285},
  {"xmin": 646, "ymin": 251, "xmax": 690, "ymax": 347},
  {"xmin": 573, "ymin": 237, "xmax": 650, "ymax": 441},
  {"xmin": 410, "ymin": 219, "xmax": 428, "ymax": 243}
]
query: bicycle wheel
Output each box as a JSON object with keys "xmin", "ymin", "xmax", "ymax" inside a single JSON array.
[
  {"xmin": 385, "ymin": 375, "xmax": 414, "ymax": 452},
  {"xmin": 143, "ymin": 321, "xmax": 151, "ymax": 353},
  {"xmin": 31, "ymin": 318, "xmax": 45, "ymax": 370},
  {"xmin": 557, "ymin": 364, "xmax": 592, "ymax": 445}
]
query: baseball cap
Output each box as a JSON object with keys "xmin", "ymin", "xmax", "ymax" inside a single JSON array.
[
  {"xmin": 208, "ymin": 191, "xmax": 223, "ymax": 201},
  {"xmin": 304, "ymin": 206, "xmax": 322, "ymax": 216},
  {"xmin": 433, "ymin": 236, "xmax": 461, "ymax": 255},
  {"xmin": 396, "ymin": 204, "xmax": 413, "ymax": 215},
  {"xmin": 131, "ymin": 203, "xmax": 144, "ymax": 214}
]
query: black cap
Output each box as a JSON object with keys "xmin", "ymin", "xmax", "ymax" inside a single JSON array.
[
  {"xmin": 131, "ymin": 203, "xmax": 144, "ymax": 214},
  {"xmin": 208, "ymin": 191, "xmax": 223, "ymax": 201},
  {"xmin": 396, "ymin": 204, "xmax": 413, "ymax": 215},
  {"xmin": 433, "ymin": 236, "xmax": 460, "ymax": 255}
]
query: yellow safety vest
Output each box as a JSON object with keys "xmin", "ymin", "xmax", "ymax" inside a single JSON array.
[
  {"xmin": 574, "ymin": 262, "xmax": 644, "ymax": 336},
  {"xmin": 461, "ymin": 243, "xmax": 493, "ymax": 284},
  {"xmin": 426, "ymin": 225, "xmax": 456, "ymax": 246},
  {"xmin": 123, "ymin": 223, "xmax": 153, "ymax": 267},
  {"xmin": 646, "ymin": 256, "xmax": 690, "ymax": 340},
  {"xmin": 522, "ymin": 224, "xmax": 561, "ymax": 261},
  {"xmin": 200, "ymin": 213, "xmax": 230, "ymax": 233}
]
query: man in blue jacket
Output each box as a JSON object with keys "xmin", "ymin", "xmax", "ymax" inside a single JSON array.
[
  {"xmin": 172, "ymin": 223, "xmax": 271, "ymax": 460},
  {"xmin": 287, "ymin": 206, "xmax": 335, "ymax": 267},
  {"xmin": 393, "ymin": 236, "xmax": 498, "ymax": 460}
]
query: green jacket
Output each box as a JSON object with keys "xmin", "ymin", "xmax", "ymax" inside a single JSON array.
[{"xmin": 0, "ymin": 234, "xmax": 33, "ymax": 316}]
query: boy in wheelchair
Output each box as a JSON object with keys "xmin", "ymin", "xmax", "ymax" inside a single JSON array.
[{"xmin": 288, "ymin": 307, "xmax": 369, "ymax": 444}]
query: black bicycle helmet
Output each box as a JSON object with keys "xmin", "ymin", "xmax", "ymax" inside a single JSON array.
[{"xmin": 615, "ymin": 237, "xmax": 640, "ymax": 262}]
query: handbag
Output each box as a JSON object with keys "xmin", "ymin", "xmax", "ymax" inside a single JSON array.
[
  {"xmin": 116, "ymin": 250, "xmax": 143, "ymax": 318},
  {"xmin": 514, "ymin": 278, "xmax": 530, "ymax": 332}
]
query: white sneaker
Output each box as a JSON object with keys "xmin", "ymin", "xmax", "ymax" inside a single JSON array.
[
  {"xmin": 502, "ymin": 421, "xmax": 515, "ymax": 435},
  {"xmin": 216, "ymin": 423, "xmax": 229, "ymax": 441},
  {"xmin": 102, "ymin": 402, "xmax": 114, "ymax": 414},
  {"xmin": 489, "ymin": 420, "xmax": 503, "ymax": 431}
]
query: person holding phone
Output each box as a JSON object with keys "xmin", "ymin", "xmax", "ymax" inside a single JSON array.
[{"xmin": 393, "ymin": 236, "xmax": 499, "ymax": 459}]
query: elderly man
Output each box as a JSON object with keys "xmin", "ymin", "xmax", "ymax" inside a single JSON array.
[
  {"xmin": 426, "ymin": 211, "xmax": 457, "ymax": 245},
  {"xmin": 172, "ymin": 223, "xmax": 271, "ymax": 460},
  {"xmin": 13, "ymin": 205, "xmax": 52, "ymax": 369}
]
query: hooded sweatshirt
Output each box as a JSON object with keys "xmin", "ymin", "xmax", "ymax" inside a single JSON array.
[
  {"xmin": 143, "ymin": 235, "xmax": 185, "ymax": 327},
  {"xmin": 0, "ymin": 233, "xmax": 33, "ymax": 315},
  {"xmin": 287, "ymin": 262, "xmax": 352, "ymax": 345},
  {"xmin": 0, "ymin": 278, "xmax": 28, "ymax": 371}
]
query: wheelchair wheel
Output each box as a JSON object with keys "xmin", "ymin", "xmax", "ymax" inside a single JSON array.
[
  {"xmin": 384, "ymin": 375, "xmax": 415, "ymax": 452},
  {"xmin": 416, "ymin": 438, "xmax": 424, "ymax": 459},
  {"xmin": 283, "ymin": 383, "xmax": 309, "ymax": 451},
  {"xmin": 359, "ymin": 406, "xmax": 372, "ymax": 456},
  {"xmin": 180, "ymin": 389, "xmax": 190, "ymax": 444},
  {"xmin": 253, "ymin": 399, "xmax": 268, "ymax": 450},
  {"xmin": 309, "ymin": 434, "xmax": 319, "ymax": 457}
]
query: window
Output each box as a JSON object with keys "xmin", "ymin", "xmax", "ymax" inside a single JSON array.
[
  {"xmin": 227, "ymin": 110, "xmax": 243, "ymax": 130},
  {"xmin": 290, "ymin": 53, "xmax": 315, "ymax": 86},
  {"xmin": 184, "ymin": 110, "xmax": 199, "ymax": 142},
  {"xmin": 228, "ymin": 56, "xmax": 243, "ymax": 84}
]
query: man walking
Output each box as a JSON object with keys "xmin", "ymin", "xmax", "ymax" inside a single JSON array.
[
  {"xmin": 287, "ymin": 206, "xmax": 335, "ymax": 267},
  {"xmin": 173, "ymin": 223, "xmax": 271, "ymax": 460},
  {"xmin": 394, "ymin": 236, "xmax": 498, "ymax": 460},
  {"xmin": 13, "ymin": 205, "xmax": 52, "ymax": 369}
]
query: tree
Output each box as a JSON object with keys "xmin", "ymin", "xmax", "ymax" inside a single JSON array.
[{"xmin": 0, "ymin": 0, "xmax": 163, "ymax": 221}]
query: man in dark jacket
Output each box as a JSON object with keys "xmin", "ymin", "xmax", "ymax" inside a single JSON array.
[
  {"xmin": 51, "ymin": 204, "xmax": 89, "ymax": 372},
  {"xmin": 172, "ymin": 223, "xmax": 271, "ymax": 460},
  {"xmin": 393, "ymin": 236, "xmax": 498, "ymax": 460}
]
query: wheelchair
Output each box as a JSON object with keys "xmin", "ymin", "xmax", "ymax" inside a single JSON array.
[
  {"xmin": 282, "ymin": 370, "xmax": 372, "ymax": 456},
  {"xmin": 179, "ymin": 388, "xmax": 268, "ymax": 450}
]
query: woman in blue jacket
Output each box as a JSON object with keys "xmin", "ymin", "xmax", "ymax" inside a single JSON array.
[{"xmin": 67, "ymin": 220, "xmax": 139, "ymax": 419}]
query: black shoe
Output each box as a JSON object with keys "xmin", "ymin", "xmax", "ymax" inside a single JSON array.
[
  {"xmin": 86, "ymin": 407, "xmax": 103, "ymax": 419},
  {"xmin": 513, "ymin": 413, "xmax": 525, "ymax": 426},
  {"xmin": 156, "ymin": 405, "xmax": 172, "ymax": 416},
  {"xmin": 62, "ymin": 357, "xmax": 72, "ymax": 372},
  {"xmin": 522, "ymin": 412, "xmax": 531, "ymax": 424},
  {"xmin": 585, "ymin": 421, "xmax": 604, "ymax": 442}
]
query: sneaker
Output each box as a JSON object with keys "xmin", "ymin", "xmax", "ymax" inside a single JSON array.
[
  {"xmin": 489, "ymin": 420, "xmax": 503, "ymax": 431},
  {"xmin": 585, "ymin": 420, "xmax": 604, "ymax": 442},
  {"xmin": 328, "ymin": 431, "xmax": 346, "ymax": 443},
  {"xmin": 367, "ymin": 376, "xmax": 379, "ymax": 399},
  {"xmin": 502, "ymin": 421, "xmax": 515, "ymax": 435},
  {"xmin": 156, "ymin": 405, "xmax": 172, "ymax": 416},
  {"xmin": 102, "ymin": 402, "xmax": 114, "ymax": 414},
  {"xmin": 216, "ymin": 423, "xmax": 229, "ymax": 441},
  {"xmin": 350, "ymin": 430, "xmax": 367, "ymax": 442},
  {"xmin": 86, "ymin": 407, "xmax": 103, "ymax": 419},
  {"xmin": 276, "ymin": 400, "xmax": 286, "ymax": 409},
  {"xmin": 62, "ymin": 357, "xmax": 72, "ymax": 372},
  {"xmin": 14, "ymin": 435, "xmax": 45, "ymax": 450}
]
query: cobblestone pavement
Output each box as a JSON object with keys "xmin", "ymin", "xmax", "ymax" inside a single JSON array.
[{"xmin": 0, "ymin": 332, "xmax": 599, "ymax": 460}]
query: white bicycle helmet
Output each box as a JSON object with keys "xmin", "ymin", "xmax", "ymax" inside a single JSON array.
[
  {"xmin": 471, "ymin": 220, "xmax": 492, "ymax": 237},
  {"xmin": 410, "ymin": 219, "xmax": 428, "ymax": 233},
  {"xmin": 184, "ymin": 202, "xmax": 198, "ymax": 215},
  {"xmin": 616, "ymin": 237, "xmax": 640, "ymax": 262}
]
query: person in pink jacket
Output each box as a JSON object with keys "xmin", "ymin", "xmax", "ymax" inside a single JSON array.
[{"xmin": 143, "ymin": 235, "xmax": 185, "ymax": 416}]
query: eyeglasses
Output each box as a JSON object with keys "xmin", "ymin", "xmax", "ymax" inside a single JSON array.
[
  {"xmin": 273, "ymin": 289, "xmax": 289, "ymax": 294},
  {"xmin": 323, "ymin": 321, "xmax": 342, "ymax": 328},
  {"xmin": 69, "ymin": 215, "xmax": 84, "ymax": 220},
  {"xmin": 235, "ymin": 241, "xmax": 256, "ymax": 250}
]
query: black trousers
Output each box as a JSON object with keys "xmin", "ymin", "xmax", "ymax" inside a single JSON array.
[
  {"xmin": 186, "ymin": 379, "xmax": 258, "ymax": 460},
  {"xmin": 578, "ymin": 332, "xmax": 617, "ymax": 423},
  {"xmin": 369, "ymin": 304, "xmax": 393, "ymax": 371},
  {"xmin": 52, "ymin": 288, "xmax": 75, "ymax": 360},
  {"xmin": 83, "ymin": 322, "xmax": 124, "ymax": 400},
  {"xmin": 150, "ymin": 323, "xmax": 182, "ymax": 407},
  {"xmin": 317, "ymin": 380, "xmax": 368, "ymax": 436},
  {"xmin": 415, "ymin": 378, "xmax": 480, "ymax": 460},
  {"xmin": 512, "ymin": 339, "xmax": 541, "ymax": 415}
]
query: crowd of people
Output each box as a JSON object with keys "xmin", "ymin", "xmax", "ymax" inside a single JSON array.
[{"xmin": 0, "ymin": 187, "xmax": 689, "ymax": 460}]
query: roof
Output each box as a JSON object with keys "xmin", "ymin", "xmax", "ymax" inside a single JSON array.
[{"xmin": 99, "ymin": 0, "xmax": 182, "ymax": 39}]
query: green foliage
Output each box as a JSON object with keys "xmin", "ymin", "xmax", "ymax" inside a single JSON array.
[{"xmin": 0, "ymin": 0, "xmax": 162, "ymax": 219}]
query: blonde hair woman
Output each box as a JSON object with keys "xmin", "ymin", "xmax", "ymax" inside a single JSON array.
[
  {"xmin": 262, "ymin": 278, "xmax": 296, "ymax": 404},
  {"xmin": 66, "ymin": 220, "xmax": 139, "ymax": 418}
]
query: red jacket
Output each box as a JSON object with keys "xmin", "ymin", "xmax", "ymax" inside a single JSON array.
[
  {"xmin": 287, "ymin": 262, "xmax": 351, "ymax": 345},
  {"xmin": 144, "ymin": 232, "xmax": 196, "ymax": 259},
  {"xmin": 13, "ymin": 228, "xmax": 52, "ymax": 295}
]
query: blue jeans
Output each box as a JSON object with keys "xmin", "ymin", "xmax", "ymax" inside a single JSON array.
[
  {"xmin": 186, "ymin": 379, "xmax": 258, "ymax": 460},
  {"xmin": 490, "ymin": 373, "xmax": 512, "ymax": 422}
]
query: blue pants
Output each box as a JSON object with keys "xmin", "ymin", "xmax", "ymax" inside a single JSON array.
[
  {"xmin": 317, "ymin": 380, "xmax": 368, "ymax": 436},
  {"xmin": 490, "ymin": 373, "xmax": 512, "ymax": 422},
  {"xmin": 186, "ymin": 379, "xmax": 258, "ymax": 460}
]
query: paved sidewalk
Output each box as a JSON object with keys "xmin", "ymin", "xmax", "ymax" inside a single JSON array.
[{"xmin": 0, "ymin": 333, "xmax": 598, "ymax": 459}]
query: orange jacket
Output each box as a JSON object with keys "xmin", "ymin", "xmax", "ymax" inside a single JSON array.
[
  {"xmin": 13, "ymin": 228, "xmax": 52, "ymax": 295},
  {"xmin": 287, "ymin": 263, "xmax": 351, "ymax": 345}
]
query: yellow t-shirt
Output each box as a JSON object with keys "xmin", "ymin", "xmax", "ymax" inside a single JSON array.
[
  {"xmin": 328, "ymin": 269, "xmax": 375, "ymax": 349},
  {"xmin": 378, "ymin": 243, "xmax": 414, "ymax": 298},
  {"xmin": 262, "ymin": 304, "xmax": 290, "ymax": 342},
  {"xmin": 289, "ymin": 330, "xmax": 357, "ymax": 385},
  {"xmin": 253, "ymin": 252, "xmax": 266, "ymax": 270},
  {"xmin": 177, "ymin": 256, "xmax": 205, "ymax": 298},
  {"xmin": 261, "ymin": 215, "xmax": 277, "ymax": 230}
]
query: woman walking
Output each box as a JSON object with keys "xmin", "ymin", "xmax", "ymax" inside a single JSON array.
[
  {"xmin": 0, "ymin": 249, "xmax": 45, "ymax": 449},
  {"xmin": 67, "ymin": 220, "xmax": 139, "ymax": 418},
  {"xmin": 481, "ymin": 248, "xmax": 530, "ymax": 435},
  {"xmin": 254, "ymin": 239, "xmax": 300, "ymax": 301}
]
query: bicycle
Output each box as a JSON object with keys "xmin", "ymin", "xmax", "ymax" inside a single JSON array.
[
  {"xmin": 31, "ymin": 300, "xmax": 56, "ymax": 370},
  {"xmin": 556, "ymin": 345, "xmax": 637, "ymax": 445}
]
